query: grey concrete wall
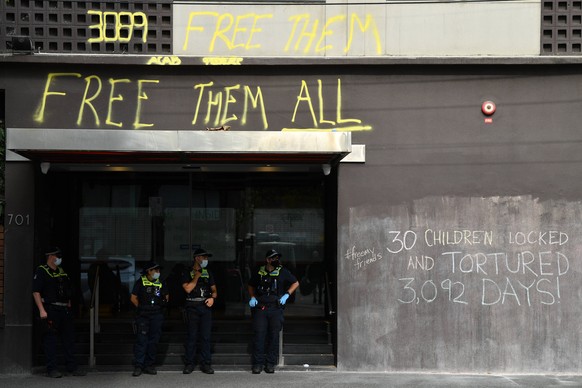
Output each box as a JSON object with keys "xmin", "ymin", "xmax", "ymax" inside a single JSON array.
[
  {"xmin": 173, "ymin": 1, "xmax": 541, "ymax": 57},
  {"xmin": 337, "ymin": 65, "xmax": 582, "ymax": 372}
]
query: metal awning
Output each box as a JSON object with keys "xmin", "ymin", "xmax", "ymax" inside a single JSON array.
[{"xmin": 7, "ymin": 128, "xmax": 352, "ymax": 171}]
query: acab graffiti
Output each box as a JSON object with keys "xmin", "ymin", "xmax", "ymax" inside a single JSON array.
[{"xmin": 33, "ymin": 73, "xmax": 372, "ymax": 131}]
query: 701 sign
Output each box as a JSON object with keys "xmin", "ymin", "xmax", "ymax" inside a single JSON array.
[{"xmin": 7, "ymin": 213, "xmax": 30, "ymax": 226}]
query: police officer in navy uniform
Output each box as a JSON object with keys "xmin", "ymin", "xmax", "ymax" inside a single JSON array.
[
  {"xmin": 32, "ymin": 247, "xmax": 86, "ymax": 378},
  {"xmin": 248, "ymin": 249, "xmax": 299, "ymax": 374},
  {"xmin": 182, "ymin": 248, "xmax": 218, "ymax": 375},
  {"xmin": 131, "ymin": 261, "xmax": 169, "ymax": 377}
]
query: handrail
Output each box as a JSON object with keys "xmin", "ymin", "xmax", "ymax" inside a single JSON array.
[
  {"xmin": 115, "ymin": 264, "xmax": 122, "ymax": 313},
  {"xmin": 325, "ymin": 271, "xmax": 335, "ymax": 316},
  {"xmin": 278, "ymin": 330, "xmax": 285, "ymax": 366},
  {"xmin": 89, "ymin": 265, "xmax": 101, "ymax": 368}
]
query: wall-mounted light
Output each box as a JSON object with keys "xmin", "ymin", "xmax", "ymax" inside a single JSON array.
[
  {"xmin": 11, "ymin": 35, "xmax": 34, "ymax": 54},
  {"xmin": 322, "ymin": 164, "xmax": 331, "ymax": 176},
  {"xmin": 40, "ymin": 162, "xmax": 50, "ymax": 175}
]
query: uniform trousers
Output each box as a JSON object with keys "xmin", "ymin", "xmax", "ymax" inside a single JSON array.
[
  {"xmin": 43, "ymin": 304, "xmax": 77, "ymax": 373},
  {"xmin": 133, "ymin": 309, "xmax": 164, "ymax": 368},
  {"xmin": 251, "ymin": 305, "xmax": 284, "ymax": 367},
  {"xmin": 183, "ymin": 304, "xmax": 212, "ymax": 366}
]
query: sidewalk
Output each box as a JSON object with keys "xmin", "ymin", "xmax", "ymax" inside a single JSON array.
[{"xmin": 1, "ymin": 369, "xmax": 581, "ymax": 388}]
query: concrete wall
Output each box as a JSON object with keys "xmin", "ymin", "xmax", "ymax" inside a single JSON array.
[
  {"xmin": 173, "ymin": 1, "xmax": 541, "ymax": 57},
  {"xmin": 385, "ymin": 1, "xmax": 541, "ymax": 56},
  {"xmin": 337, "ymin": 65, "xmax": 582, "ymax": 372}
]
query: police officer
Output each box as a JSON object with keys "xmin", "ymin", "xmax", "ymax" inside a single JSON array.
[
  {"xmin": 131, "ymin": 261, "xmax": 169, "ymax": 377},
  {"xmin": 182, "ymin": 248, "xmax": 218, "ymax": 375},
  {"xmin": 32, "ymin": 247, "xmax": 86, "ymax": 378},
  {"xmin": 248, "ymin": 249, "xmax": 299, "ymax": 374}
]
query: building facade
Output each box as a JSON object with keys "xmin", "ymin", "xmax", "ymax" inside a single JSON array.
[{"xmin": 1, "ymin": 0, "xmax": 582, "ymax": 374}]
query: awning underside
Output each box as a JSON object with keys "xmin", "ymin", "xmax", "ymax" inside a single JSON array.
[{"xmin": 7, "ymin": 129, "xmax": 352, "ymax": 166}]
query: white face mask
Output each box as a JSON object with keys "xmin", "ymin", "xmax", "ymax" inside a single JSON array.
[
  {"xmin": 200, "ymin": 259, "xmax": 208, "ymax": 268},
  {"xmin": 55, "ymin": 257, "xmax": 62, "ymax": 266},
  {"xmin": 152, "ymin": 272, "xmax": 161, "ymax": 280}
]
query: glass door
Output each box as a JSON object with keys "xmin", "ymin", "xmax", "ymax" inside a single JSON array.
[
  {"xmin": 191, "ymin": 173, "xmax": 328, "ymax": 319},
  {"xmin": 75, "ymin": 171, "xmax": 329, "ymax": 319},
  {"xmin": 77, "ymin": 173, "xmax": 190, "ymax": 315}
]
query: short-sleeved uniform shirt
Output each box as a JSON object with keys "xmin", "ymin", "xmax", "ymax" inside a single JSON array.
[
  {"xmin": 33, "ymin": 265, "xmax": 72, "ymax": 304},
  {"xmin": 181, "ymin": 269, "xmax": 215, "ymax": 300},
  {"xmin": 132, "ymin": 275, "xmax": 168, "ymax": 311},
  {"xmin": 248, "ymin": 265, "xmax": 297, "ymax": 304}
]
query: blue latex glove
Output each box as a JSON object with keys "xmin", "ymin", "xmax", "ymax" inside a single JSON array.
[
  {"xmin": 279, "ymin": 293, "xmax": 290, "ymax": 305},
  {"xmin": 249, "ymin": 297, "xmax": 258, "ymax": 308}
]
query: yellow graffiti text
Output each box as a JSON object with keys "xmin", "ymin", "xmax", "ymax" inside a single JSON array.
[
  {"xmin": 286, "ymin": 14, "xmax": 347, "ymax": 54},
  {"xmin": 291, "ymin": 78, "xmax": 368, "ymax": 131},
  {"xmin": 192, "ymin": 82, "xmax": 268, "ymax": 129},
  {"xmin": 316, "ymin": 15, "xmax": 346, "ymax": 53},
  {"xmin": 106, "ymin": 79, "xmax": 131, "ymax": 128},
  {"xmin": 180, "ymin": 11, "xmax": 383, "ymax": 55},
  {"xmin": 345, "ymin": 14, "xmax": 382, "ymax": 55},
  {"xmin": 284, "ymin": 13, "xmax": 381, "ymax": 55},
  {"xmin": 34, "ymin": 73, "xmax": 82, "ymax": 123},
  {"xmin": 88, "ymin": 11, "xmax": 148, "ymax": 43},
  {"xmin": 36, "ymin": 73, "xmax": 160, "ymax": 128},
  {"xmin": 147, "ymin": 56, "xmax": 182, "ymax": 65},
  {"xmin": 182, "ymin": 12, "xmax": 273, "ymax": 52},
  {"xmin": 202, "ymin": 57, "xmax": 243, "ymax": 65},
  {"xmin": 134, "ymin": 79, "xmax": 160, "ymax": 129},
  {"xmin": 78, "ymin": 75, "xmax": 103, "ymax": 126},
  {"xmin": 34, "ymin": 74, "xmax": 370, "ymax": 132},
  {"xmin": 242, "ymin": 85, "xmax": 268, "ymax": 129}
]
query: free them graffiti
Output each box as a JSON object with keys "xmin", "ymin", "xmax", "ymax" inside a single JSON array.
[{"xmin": 33, "ymin": 73, "xmax": 373, "ymax": 132}]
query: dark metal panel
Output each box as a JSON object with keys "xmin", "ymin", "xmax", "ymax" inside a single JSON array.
[{"xmin": 0, "ymin": 163, "xmax": 35, "ymax": 373}]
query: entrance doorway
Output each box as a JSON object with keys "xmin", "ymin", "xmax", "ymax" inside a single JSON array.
[
  {"xmin": 37, "ymin": 169, "xmax": 336, "ymax": 367},
  {"xmin": 76, "ymin": 171, "xmax": 330, "ymax": 317}
]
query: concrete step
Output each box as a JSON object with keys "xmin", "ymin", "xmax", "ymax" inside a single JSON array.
[{"xmin": 38, "ymin": 317, "xmax": 335, "ymax": 368}]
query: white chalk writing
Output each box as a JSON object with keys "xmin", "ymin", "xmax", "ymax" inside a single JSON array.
[
  {"xmin": 348, "ymin": 227, "xmax": 572, "ymax": 308},
  {"xmin": 344, "ymin": 245, "xmax": 383, "ymax": 270}
]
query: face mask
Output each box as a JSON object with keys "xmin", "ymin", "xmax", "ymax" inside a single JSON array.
[
  {"xmin": 271, "ymin": 259, "xmax": 280, "ymax": 267},
  {"xmin": 55, "ymin": 257, "xmax": 62, "ymax": 266},
  {"xmin": 152, "ymin": 272, "xmax": 161, "ymax": 280},
  {"xmin": 200, "ymin": 259, "xmax": 208, "ymax": 268}
]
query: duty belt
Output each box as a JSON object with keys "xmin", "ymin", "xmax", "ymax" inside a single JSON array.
[
  {"xmin": 186, "ymin": 297, "xmax": 206, "ymax": 302},
  {"xmin": 138, "ymin": 305, "xmax": 162, "ymax": 313},
  {"xmin": 258, "ymin": 302, "xmax": 280, "ymax": 309},
  {"xmin": 50, "ymin": 302, "xmax": 68, "ymax": 307}
]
